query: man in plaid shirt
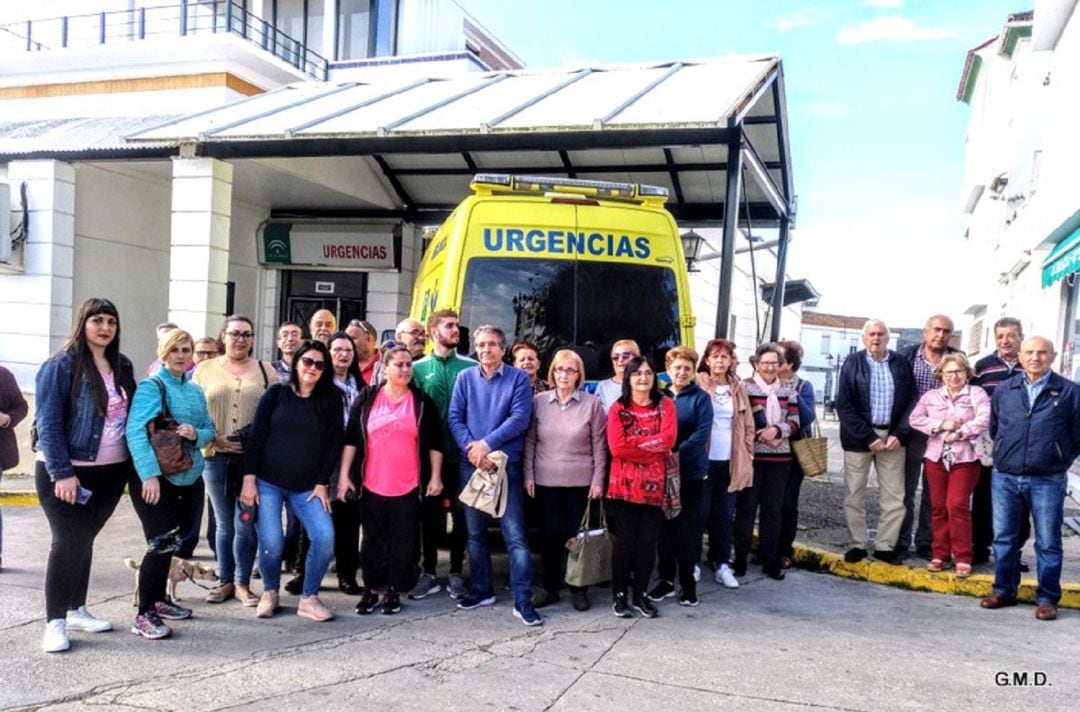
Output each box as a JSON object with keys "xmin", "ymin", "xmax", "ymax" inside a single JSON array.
[{"xmin": 897, "ymin": 314, "xmax": 957, "ymax": 559}]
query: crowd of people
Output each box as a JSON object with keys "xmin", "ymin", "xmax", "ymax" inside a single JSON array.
[
  {"xmin": 836, "ymin": 315, "xmax": 1080, "ymax": 623},
  {"xmin": 12, "ymin": 298, "xmax": 1078, "ymax": 654}
]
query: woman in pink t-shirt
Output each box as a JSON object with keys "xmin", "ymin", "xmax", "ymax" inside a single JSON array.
[
  {"xmin": 337, "ymin": 346, "xmax": 445, "ymax": 615},
  {"xmin": 34, "ymin": 298, "xmax": 137, "ymax": 653}
]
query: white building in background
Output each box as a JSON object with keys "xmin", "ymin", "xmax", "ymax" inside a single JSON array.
[
  {"xmin": 798, "ymin": 310, "xmax": 899, "ymax": 404},
  {"xmin": 0, "ymin": 2, "xmax": 805, "ymax": 469},
  {"xmin": 957, "ymin": 1, "xmax": 1080, "ymax": 374}
]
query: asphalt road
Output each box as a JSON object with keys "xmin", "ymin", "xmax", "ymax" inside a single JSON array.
[{"xmin": 0, "ymin": 496, "xmax": 1076, "ymax": 712}]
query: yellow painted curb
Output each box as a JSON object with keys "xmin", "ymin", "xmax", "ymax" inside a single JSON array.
[
  {"xmin": 0, "ymin": 490, "xmax": 39, "ymax": 507},
  {"xmin": 792, "ymin": 544, "xmax": 1080, "ymax": 609}
]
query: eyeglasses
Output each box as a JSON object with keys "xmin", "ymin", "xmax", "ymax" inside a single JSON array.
[
  {"xmin": 758, "ymin": 361, "xmax": 780, "ymax": 368},
  {"xmin": 611, "ymin": 352, "xmax": 634, "ymax": 361},
  {"xmin": 225, "ymin": 331, "xmax": 254, "ymax": 340},
  {"xmin": 299, "ymin": 356, "xmax": 326, "ymax": 371},
  {"xmin": 405, "ymin": 329, "xmax": 425, "ymax": 338},
  {"xmin": 553, "ymin": 367, "xmax": 579, "ymax": 375}
]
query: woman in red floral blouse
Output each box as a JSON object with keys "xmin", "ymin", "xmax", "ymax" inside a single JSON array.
[{"xmin": 606, "ymin": 356, "xmax": 677, "ymax": 619}]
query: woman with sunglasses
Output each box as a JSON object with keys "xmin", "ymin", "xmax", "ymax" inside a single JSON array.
[
  {"xmin": 35, "ymin": 298, "xmax": 137, "ymax": 652},
  {"xmin": 595, "ymin": 340, "xmax": 641, "ymax": 413},
  {"xmin": 735, "ymin": 343, "xmax": 801, "ymax": 580},
  {"xmin": 243, "ymin": 340, "xmax": 343, "ymax": 621},
  {"xmin": 193, "ymin": 314, "xmax": 273, "ymax": 606},
  {"xmin": 525, "ymin": 349, "xmax": 607, "ymax": 612},
  {"xmin": 606, "ymin": 356, "xmax": 676, "ymax": 618}
]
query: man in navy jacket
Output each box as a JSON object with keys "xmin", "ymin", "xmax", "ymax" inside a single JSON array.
[
  {"xmin": 980, "ymin": 336, "xmax": 1080, "ymax": 621},
  {"xmin": 836, "ymin": 319, "xmax": 915, "ymax": 564}
]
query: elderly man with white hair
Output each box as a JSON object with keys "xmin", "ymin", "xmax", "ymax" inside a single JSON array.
[
  {"xmin": 835, "ymin": 319, "xmax": 916, "ymax": 564},
  {"xmin": 395, "ymin": 318, "xmax": 427, "ymax": 359}
]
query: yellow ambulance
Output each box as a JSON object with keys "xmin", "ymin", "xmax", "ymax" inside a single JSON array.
[{"xmin": 409, "ymin": 174, "xmax": 695, "ymax": 379}]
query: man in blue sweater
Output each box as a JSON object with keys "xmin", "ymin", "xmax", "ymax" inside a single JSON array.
[
  {"xmin": 980, "ymin": 336, "xmax": 1080, "ymax": 622},
  {"xmin": 448, "ymin": 325, "xmax": 539, "ymax": 626}
]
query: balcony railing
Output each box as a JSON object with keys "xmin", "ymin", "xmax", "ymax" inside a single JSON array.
[{"xmin": 0, "ymin": 1, "xmax": 328, "ymax": 80}]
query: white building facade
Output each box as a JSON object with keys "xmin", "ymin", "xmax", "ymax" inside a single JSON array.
[
  {"xmin": 957, "ymin": 1, "xmax": 1080, "ymax": 375},
  {"xmin": 1, "ymin": 2, "xmax": 803, "ymax": 469}
]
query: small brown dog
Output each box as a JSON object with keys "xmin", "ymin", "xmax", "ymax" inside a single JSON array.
[{"xmin": 123, "ymin": 556, "xmax": 218, "ymax": 605}]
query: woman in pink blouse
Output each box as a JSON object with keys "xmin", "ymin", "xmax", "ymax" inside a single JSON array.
[
  {"xmin": 908, "ymin": 353, "xmax": 990, "ymax": 577},
  {"xmin": 524, "ymin": 349, "xmax": 607, "ymax": 612}
]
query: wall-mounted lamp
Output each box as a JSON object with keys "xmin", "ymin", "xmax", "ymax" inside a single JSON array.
[{"xmin": 681, "ymin": 228, "xmax": 705, "ymax": 272}]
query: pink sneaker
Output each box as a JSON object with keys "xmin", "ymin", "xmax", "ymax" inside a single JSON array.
[{"xmin": 297, "ymin": 595, "xmax": 334, "ymax": 622}]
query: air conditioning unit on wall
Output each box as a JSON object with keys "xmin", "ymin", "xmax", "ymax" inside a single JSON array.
[{"xmin": 0, "ymin": 182, "xmax": 11, "ymax": 263}]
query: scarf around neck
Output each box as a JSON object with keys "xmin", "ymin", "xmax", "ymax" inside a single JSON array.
[{"xmin": 752, "ymin": 372, "xmax": 783, "ymax": 426}]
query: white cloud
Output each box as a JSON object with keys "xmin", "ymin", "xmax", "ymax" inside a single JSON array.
[
  {"xmin": 863, "ymin": 0, "xmax": 903, "ymax": 8},
  {"xmin": 772, "ymin": 8, "xmax": 824, "ymax": 33},
  {"xmin": 836, "ymin": 16, "xmax": 955, "ymax": 44}
]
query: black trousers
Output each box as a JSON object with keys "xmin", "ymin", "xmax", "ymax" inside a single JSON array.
[
  {"xmin": 536, "ymin": 484, "xmax": 589, "ymax": 593},
  {"xmin": 35, "ymin": 460, "xmax": 127, "ymax": 621},
  {"xmin": 609, "ymin": 499, "xmax": 663, "ymax": 598},
  {"xmin": 175, "ymin": 476, "xmax": 205, "ymax": 558},
  {"xmin": 657, "ymin": 477, "xmax": 708, "ymax": 591},
  {"xmin": 779, "ymin": 458, "xmax": 805, "ymax": 558},
  {"xmin": 128, "ymin": 471, "xmax": 197, "ymax": 613},
  {"xmin": 331, "ymin": 498, "xmax": 361, "ymax": 582},
  {"xmin": 361, "ymin": 487, "xmax": 419, "ymax": 591},
  {"xmin": 418, "ymin": 465, "xmax": 466, "ymax": 576},
  {"xmin": 734, "ymin": 459, "xmax": 790, "ymax": 570}
]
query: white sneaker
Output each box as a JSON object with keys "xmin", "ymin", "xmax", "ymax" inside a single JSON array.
[
  {"xmin": 715, "ymin": 564, "xmax": 740, "ymax": 589},
  {"xmin": 693, "ymin": 563, "xmax": 701, "ymax": 583},
  {"xmin": 43, "ymin": 619, "xmax": 70, "ymax": 653},
  {"xmin": 66, "ymin": 606, "xmax": 113, "ymax": 633}
]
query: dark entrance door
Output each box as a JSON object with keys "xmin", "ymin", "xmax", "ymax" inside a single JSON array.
[{"xmin": 279, "ymin": 270, "xmax": 368, "ymax": 337}]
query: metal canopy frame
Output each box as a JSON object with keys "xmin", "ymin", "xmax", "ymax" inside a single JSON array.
[{"xmin": 4, "ymin": 58, "xmax": 797, "ymax": 340}]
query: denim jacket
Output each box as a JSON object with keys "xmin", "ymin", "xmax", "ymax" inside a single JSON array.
[{"xmin": 34, "ymin": 349, "xmax": 135, "ymax": 481}]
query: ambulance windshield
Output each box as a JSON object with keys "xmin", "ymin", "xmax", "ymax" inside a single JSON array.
[{"xmin": 459, "ymin": 257, "xmax": 680, "ymax": 380}]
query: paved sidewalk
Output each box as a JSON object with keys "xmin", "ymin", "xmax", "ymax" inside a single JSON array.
[
  {"xmin": 4, "ymin": 414, "xmax": 1079, "ymax": 612},
  {"xmin": 790, "ymin": 416, "xmax": 1080, "ymax": 608},
  {"xmin": 1, "ymin": 496, "xmax": 1078, "ymax": 711}
]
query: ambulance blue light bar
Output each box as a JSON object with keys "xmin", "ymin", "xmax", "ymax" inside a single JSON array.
[{"xmin": 471, "ymin": 174, "xmax": 669, "ymax": 203}]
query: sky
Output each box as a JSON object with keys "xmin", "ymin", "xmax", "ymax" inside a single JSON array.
[{"xmin": 456, "ymin": 0, "xmax": 1028, "ymax": 329}]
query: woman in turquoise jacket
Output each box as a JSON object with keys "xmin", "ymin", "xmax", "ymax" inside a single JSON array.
[{"xmin": 125, "ymin": 329, "xmax": 215, "ymax": 640}]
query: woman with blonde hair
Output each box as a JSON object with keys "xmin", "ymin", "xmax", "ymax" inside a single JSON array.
[
  {"xmin": 595, "ymin": 339, "xmax": 641, "ymax": 413},
  {"xmin": 525, "ymin": 349, "xmax": 607, "ymax": 611},
  {"xmin": 696, "ymin": 339, "xmax": 754, "ymax": 587},
  {"xmin": 908, "ymin": 352, "xmax": 990, "ymax": 577},
  {"xmin": 125, "ymin": 329, "xmax": 215, "ymax": 638}
]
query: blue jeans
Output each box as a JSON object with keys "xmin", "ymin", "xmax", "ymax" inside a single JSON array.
[
  {"xmin": 460, "ymin": 458, "xmax": 533, "ymax": 609},
  {"xmin": 202, "ymin": 454, "xmax": 258, "ymax": 586},
  {"xmin": 256, "ymin": 480, "xmax": 334, "ymax": 597},
  {"xmin": 991, "ymin": 469, "xmax": 1067, "ymax": 605}
]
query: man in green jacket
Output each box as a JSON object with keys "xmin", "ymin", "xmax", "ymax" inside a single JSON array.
[{"xmin": 410, "ymin": 309, "xmax": 476, "ymax": 601}]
